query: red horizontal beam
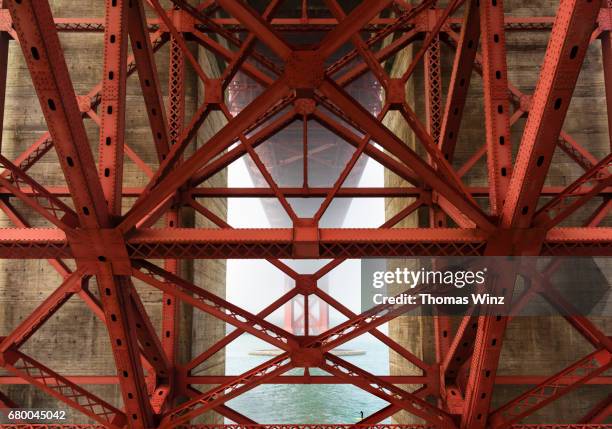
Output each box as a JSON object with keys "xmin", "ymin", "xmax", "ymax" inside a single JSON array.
[
  {"xmin": 0, "ymin": 227, "xmax": 611, "ymax": 258},
  {"xmin": 4, "ymin": 185, "xmax": 609, "ymax": 198},
  {"xmin": 1, "ymin": 374, "xmax": 610, "ymax": 385},
  {"xmin": 1, "ymin": 15, "xmax": 556, "ymax": 33}
]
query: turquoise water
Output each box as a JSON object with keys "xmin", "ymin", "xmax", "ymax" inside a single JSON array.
[{"xmin": 224, "ymin": 333, "xmax": 391, "ymax": 423}]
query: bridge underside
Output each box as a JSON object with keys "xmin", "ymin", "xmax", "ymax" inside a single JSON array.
[{"xmin": 0, "ymin": 0, "xmax": 611, "ymax": 428}]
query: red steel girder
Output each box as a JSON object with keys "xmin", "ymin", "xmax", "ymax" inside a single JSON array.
[
  {"xmin": 216, "ymin": 0, "xmax": 292, "ymax": 61},
  {"xmin": 1, "ymin": 0, "xmax": 612, "ymax": 425},
  {"xmin": 0, "ymin": 349, "xmax": 126, "ymax": 427},
  {"xmin": 439, "ymin": 0, "xmax": 480, "ymax": 162},
  {"xmin": 1, "ymin": 227, "xmax": 612, "ymax": 258},
  {"xmin": 0, "ymin": 0, "xmax": 7, "ymax": 153},
  {"xmin": 489, "ymin": 349, "xmax": 612, "ymax": 428},
  {"xmin": 132, "ymin": 260, "xmax": 299, "ymax": 351},
  {"xmin": 0, "ymin": 154, "xmax": 78, "ymax": 229},
  {"xmin": 161, "ymin": 354, "xmax": 293, "ymax": 427},
  {"xmin": 6, "ymin": 0, "xmax": 109, "ymax": 228},
  {"xmin": 128, "ymin": 0, "xmax": 171, "ymax": 161},
  {"xmin": 318, "ymin": 79, "xmax": 494, "ymax": 231},
  {"xmin": 120, "ymin": 79, "xmax": 291, "ymax": 232},
  {"xmin": 0, "ymin": 269, "xmax": 83, "ymax": 353},
  {"xmin": 602, "ymin": 0, "xmax": 612, "ymax": 150},
  {"xmin": 501, "ymin": 0, "xmax": 602, "ymax": 229},
  {"xmin": 321, "ymin": 353, "xmax": 455, "ymax": 428},
  {"xmin": 579, "ymin": 393, "xmax": 612, "ymax": 424},
  {"xmin": 479, "ymin": 0, "xmax": 513, "ymax": 215},
  {"xmin": 3, "ymin": 374, "xmax": 611, "ymax": 386},
  {"xmin": 98, "ymin": 0, "xmax": 129, "ymax": 215},
  {"xmin": 7, "ymin": 184, "xmax": 612, "ymax": 199},
  {"xmin": 95, "ymin": 270, "xmax": 156, "ymax": 428},
  {"xmin": 0, "ymin": 29, "xmax": 167, "ymax": 184},
  {"xmin": 533, "ymin": 153, "xmax": 612, "ymax": 228},
  {"xmin": 460, "ymin": 262, "xmax": 516, "ymax": 429}
]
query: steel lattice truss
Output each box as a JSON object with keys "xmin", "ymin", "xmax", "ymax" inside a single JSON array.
[{"xmin": 0, "ymin": 0, "xmax": 611, "ymax": 428}]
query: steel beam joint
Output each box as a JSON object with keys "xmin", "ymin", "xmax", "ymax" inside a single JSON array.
[{"xmin": 293, "ymin": 218, "xmax": 320, "ymax": 258}]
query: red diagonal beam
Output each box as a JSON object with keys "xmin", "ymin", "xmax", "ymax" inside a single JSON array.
[
  {"xmin": 0, "ymin": 390, "xmax": 19, "ymax": 411},
  {"xmin": 399, "ymin": 0, "xmax": 463, "ymax": 84},
  {"xmin": 324, "ymin": 0, "xmax": 388, "ymax": 86},
  {"xmin": 321, "ymin": 353, "xmax": 455, "ymax": 428},
  {"xmin": 219, "ymin": 0, "xmax": 282, "ymax": 89},
  {"xmin": 0, "ymin": 30, "xmax": 167, "ymax": 181},
  {"xmin": 533, "ymin": 154, "xmax": 612, "ymax": 228},
  {"xmin": 479, "ymin": 0, "xmax": 513, "ymax": 214},
  {"xmin": 305, "ymin": 282, "xmax": 440, "ymax": 353},
  {"xmin": 132, "ymin": 260, "xmax": 299, "ymax": 351},
  {"xmin": 6, "ymin": 0, "xmax": 109, "ymax": 228},
  {"xmin": 0, "ymin": 270, "xmax": 83, "ymax": 353},
  {"xmin": 1, "ymin": 350, "xmax": 126, "ymax": 428},
  {"xmin": 318, "ymin": 0, "xmax": 392, "ymax": 59},
  {"xmin": 161, "ymin": 354, "xmax": 292, "ymax": 428},
  {"xmin": 312, "ymin": 108, "xmax": 420, "ymax": 187},
  {"xmin": 128, "ymin": 0, "xmax": 170, "ymax": 161},
  {"xmin": 460, "ymin": 262, "xmax": 516, "ymax": 429},
  {"xmin": 399, "ymin": 101, "xmax": 474, "ymax": 202},
  {"xmin": 216, "ymin": 0, "xmax": 291, "ymax": 60},
  {"xmin": 128, "ymin": 284, "xmax": 171, "ymax": 412},
  {"xmin": 501, "ymin": 0, "xmax": 602, "ymax": 228},
  {"xmin": 183, "ymin": 284, "xmax": 297, "ymax": 373},
  {"xmin": 133, "ymin": 101, "xmax": 213, "ymax": 212},
  {"xmin": 335, "ymin": 28, "xmax": 420, "ymax": 87},
  {"xmin": 0, "ymin": 154, "xmax": 78, "ymax": 229},
  {"xmin": 579, "ymin": 393, "xmax": 612, "ymax": 424},
  {"xmin": 318, "ymin": 78, "xmax": 495, "ymax": 232},
  {"xmin": 149, "ymin": 0, "xmax": 211, "ymax": 85},
  {"xmin": 439, "ymin": 0, "xmax": 479, "ymax": 162},
  {"xmin": 128, "ymin": 285, "xmax": 171, "ymax": 379},
  {"xmin": 315, "ymin": 287, "xmax": 429, "ymax": 371},
  {"xmin": 602, "ymin": 1, "xmax": 612, "ymax": 151},
  {"xmin": 220, "ymin": 104, "xmax": 298, "ymax": 221},
  {"xmin": 98, "ymin": 0, "xmax": 129, "ymax": 215},
  {"xmin": 95, "ymin": 269, "xmax": 155, "ymax": 428},
  {"xmin": 0, "ymin": 0, "xmax": 7, "ymax": 153},
  {"xmin": 119, "ymin": 78, "xmax": 291, "ymax": 232},
  {"xmin": 520, "ymin": 263, "xmax": 612, "ymax": 352},
  {"xmin": 314, "ymin": 105, "xmax": 391, "ymax": 222},
  {"xmin": 174, "ymin": 1, "xmax": 282, "ymax": 79},
  {"xmin": 489, "ymin": 349, "xmax": 612, "ymax": 429},
  {"xmin": 190, "ymin": 30, "xmax": 274, "ymax": 87},
  {"xmin": 326, "ymin": 0, "xmax": 431, "ymax": 82},
  {"xmin": 183, "ymin": 386, "xmax": 259, "ymax": 425}
]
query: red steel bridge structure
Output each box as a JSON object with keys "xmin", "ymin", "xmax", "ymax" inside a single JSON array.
[{"xmin": 0, "ymin": 0, "xmax": 611, "ymax": 428}]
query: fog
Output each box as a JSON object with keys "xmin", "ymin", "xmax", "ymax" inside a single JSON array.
[{"xmin": 226, "ymin": 155, "xmax": 385, "ymax": 326}]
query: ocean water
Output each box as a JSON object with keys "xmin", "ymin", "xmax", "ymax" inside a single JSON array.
[{"xmin": 224, "ymin": 333, "xmax": 391, "ymax": 423}]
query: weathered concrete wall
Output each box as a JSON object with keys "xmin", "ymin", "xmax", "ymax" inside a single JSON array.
[
  {"xmin": 385, "ymin": 0, "xmax": 611, "ymax": 424},
  {"xmin": 0, "ymin": 0, "xmax": 226, "ymax": 423}
]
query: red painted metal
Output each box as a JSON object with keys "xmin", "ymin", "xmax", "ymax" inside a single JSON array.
[{"xmin": 0, "ymin": 0, "xmax": 611, "ymax": 427}]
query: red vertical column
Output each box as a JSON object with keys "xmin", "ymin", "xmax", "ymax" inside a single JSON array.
[
  {"xmin": 98, "ymin": 0, "xmax": 129, "ymax": 214},
  {"xmin": 602, "ymin": 0, "xmax": 612, "ymax": 150},
  {"xmin": 97, "ymin": 1, "xmax": 155, "ymax": 427},
  {"xmin": 424, "ymin": 9, "xmax": 448, "ymax": 230},
  {"xmin": 162, "ymin": 22, "xmax": 186, "ymax": 373},
  {"xmin": 480, "ymin": 0, "xmax": 512, "ymax": 215},
  {"xmin": 0, "ymin": 0, "xmax": 8, "ymax": 153}
]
